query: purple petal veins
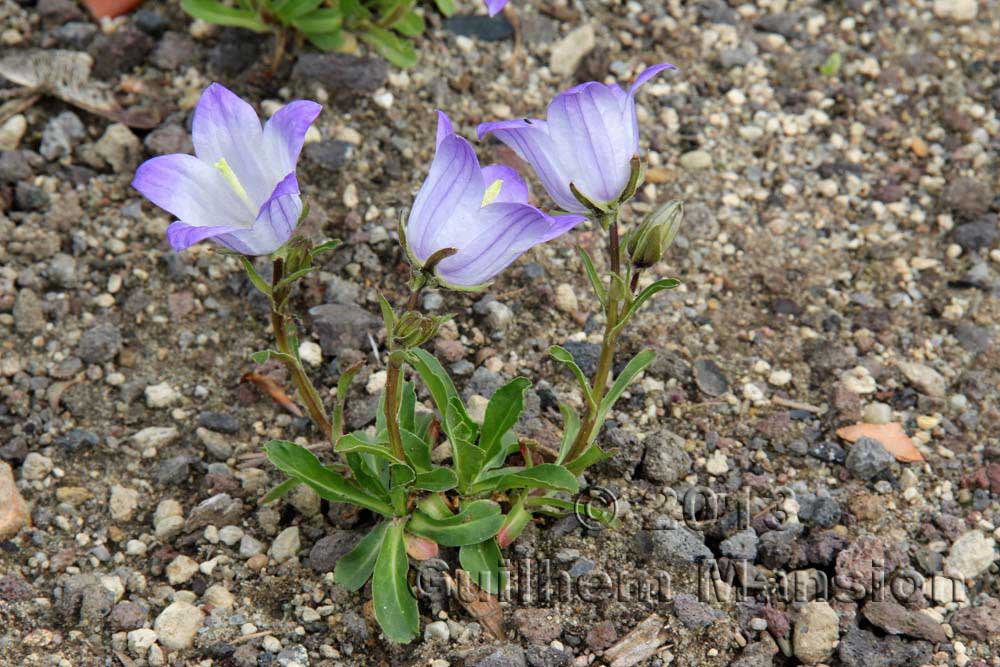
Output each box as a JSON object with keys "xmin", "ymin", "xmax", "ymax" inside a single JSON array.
[
  {"xmin": 132, "ymin": 83, "xmax": 321, "ymax": 255},
  {"xmin": 406, "ymin": 111, "xmax": 582, "ymax": 287},
  {"xmin": 477, "ymin": 62, "xmax": 676, "ymax": 213}
]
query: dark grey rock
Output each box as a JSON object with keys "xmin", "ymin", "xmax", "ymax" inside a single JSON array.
[
  {"xmin": 698, "ymin": 0, "xmax": 739, "ymax": 24},
  {"xmin": 560, "ymin": 341, "xmax": 601, "ymax": 377},
  {"xmin": 185, "ymin": 493, "xmax": 244, "ymax": 531},
  {"xmin": 88, "ymin": 28, "xmax": 153, "ymax": 79},
  {"xmin": 942, "ymin": 178, "xmax": 993, "ymax": 219},
  {"xmin": 77, "ymin": 322, "xmax": 122, "ymax": 364},
  {"xmin": 468, "ymin": 643, "xmax": 528, "ymax": 667},
  {"xmin": 720, "ymin": 529, "xmax": 759, "ymax": 561},
  {"xmin": 15, "ymin": 182, "xmax": 49, "ymax": 211},
  {"xmin": 0, "ymin": 151, "xmax": 34, "ymax": 182},
  {"xmin": 444, "ymin": 14, "xmax": 515, "ymax": 41},
  {"xmin": 197, "ymin": 411, "xmax": 241, "ymax": 435},
  {"xmin": 807, "ymin": 440, "xmax": 846, "ymax": 464},
  {"xmin": 59, "ymin": 429, "xmax": 98, "ymax": 452},
  {"xmin": 952, "ymin": 216, "xmax": 998, "ymax": 251},
  {"xmin": 37, "ymin": 0, "xmax": 85, "ymax": 28},
  {"xmin": 465, "ymin": 366, "xmax": 505, "ymax": 399},
  {"xmin": 145, "ymin": 122, "xmax": 195, "ymax": 155},
  {"xmin": 799, "ymin": 495, "xmax": 842, "ymax": 529},
  {"xmin": 40, "ymin": 111, "xmax": 85, "ymax": 161},
  {"xmin": 636, "ymin": 523, "xmax": 712, "ymax": 564},
  {"xmin": 673, "ymin": 593, "xmax": 723, "ymax": 629},
  {"xmin": 309, "ymin": 303, "xmax": 379, "ymax": 353},
  {"xmin": 292, "ymin": 53, "xmax": 388, "ymax": 93},
  {"xmin": 755, "ymin": 12, "xmax": 799, "ymax": 38},
  {"xmin": 838, "ymin": 627, "xmax": 932, "ymax": 667},
  {"xmin": 304, "ymin": 140, "xmax": 354, "ymax": 171},
  {"xmin": 641, "ymin": 429, "xmax": 692, "ymax": 484},
  {"xmin": 845, "ymin": 436, "xmax": 894, "ymax": 480},
  {"xmin": 157, "ymin": 456, "xmax": 192, "ymax": 485},
  {"xmin": 109, "ymin": 600, "xmax": 147, "ymax": 631},
  {"xmin": 48, "ymin": 253, "xmax": 77, "ymax": 287},
  {"xmin": 950, "ymin": 602, "xmax": 1000, "ymax": 642},
  {"xmin": 133, "ymin": 8, "xmax": 167, "ymax": 36},
  {"xmin": 757, "ymin": 527, "xmax": 804, "ymax": 569},
  {"xmin": 51, "ymin": 21, "xmax": 97, "ymax": 49},
  {"xmin": 13, "ymin": 289, "xmax": 45, "ymax": 335},
  {"xmin": 153, "ymin": 32, "xmax": 202, "ymax": 70},
  {"xmin": 208, "ymin": 29, "xmax": 261, "ymax": 76},
  {"xmin": 309, "ymin": 530, "xmax": 361, "ymax": 573},
  {"xmin": 524, "ymin": 645, "xmax": 572, "ymax": 667},
  {"xmin": 694, "ymin": 359, "xmax": 728, "ymax": 396},
  {"xmin": 0, "ymin": 573, "xmax": 32, "ymax": 601}
]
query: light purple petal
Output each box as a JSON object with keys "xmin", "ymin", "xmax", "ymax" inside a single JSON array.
[
  {"xmin": 547, "ymin": 82, "xmax": 635, "ymax": 203},
  {"xmin": 435, "ymin": 109, "xmax": 454, "ymax": 148},
  {"xmin": 407, "ymin": 113, "xmax": 485, "ymax": 261},
  {"xmin": 435, "ymin": 204, "xmax": 584, "ymax": 286},
  {"xmin": 166, "ymin": 222, "xmax": 243, "ymax": 251},
  {"xmin": 628, "ymin": 62, "xmax": 677, "ymax": 97},
  {"xmin": 480, "ymin": 164, "xmax": 529, "ymax": 205},
  {"xmin": 132, "ymin": 154, "xmax": 252, "ymax": 229},
  {"xmin": 262, "ymin": 100, "xmax": 322, "ymax": 180},
  {"xmin": 477, "ymin": 119, "xmax": 581, "ymax": 213},
  {"xmin": 484, "ymin": 0, "xmax": 508, "ymax": 16},
  {"xmin": 192, "ymin": 83, "xmax": 274, "ymax": 208},
  {"xmin": 216, "ymin": 185, "xmax": 303, "ymax": 255}
]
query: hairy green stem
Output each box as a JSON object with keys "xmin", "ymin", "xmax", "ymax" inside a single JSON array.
[
  {"xmin": 270, "ymin": 258, "xmax": 333, "ymax": 443},
  {"xmin": 565, "ymin": 208, "xmax": 624, "ymax": 465},
  {"xmin": 383, "ymin": 283, "xmax": 426, "ymax": 465}
]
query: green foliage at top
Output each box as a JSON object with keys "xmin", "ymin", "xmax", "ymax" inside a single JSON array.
[{"xmin": 181, "ymin": 0, "xmax": 458, "ymax": 67}]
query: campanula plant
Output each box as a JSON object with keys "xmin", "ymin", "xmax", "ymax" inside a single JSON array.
[{"xmin": 133, "ymin": 63, "xmax": 683, "ymax": 644}]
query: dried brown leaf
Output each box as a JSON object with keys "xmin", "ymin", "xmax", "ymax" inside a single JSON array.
[
  {"xmin": 446, "ymin": 571, "xmax": 505, "ymax": 640},
  {"xmin": 241, "ymin": 372, "xmax": 303, "ymax": 417},
  {"xmin": 836, "ymin": 422, "xmax": 924, "ymax": 462}
]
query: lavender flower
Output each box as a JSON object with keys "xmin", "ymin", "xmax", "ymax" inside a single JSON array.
[
  {"xmin": 132, "ymin": 83, "xmax": 321, "ymax": 256},
  {"xmin": 485, "ymin": 0, "xmax": 508, "ymax": 16},
  {"xmin": 405, "ymin": 111, "xmax": 585, "ymax": 288},
  {"xmin": 477, "ymin": 63, "xmax": 676, "ymax": 214}
]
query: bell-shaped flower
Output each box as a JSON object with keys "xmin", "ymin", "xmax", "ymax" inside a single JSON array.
[
  {"xmin": 477, "ymin": 63, "xmax": 676, "ymax": 214},
  {"xmin": 405, "ymin": 111, "xmax": 585, "ymax": 289},
  {"xmin": 132, "ymin": 83, "xmax": 321, "ymax": 256}
]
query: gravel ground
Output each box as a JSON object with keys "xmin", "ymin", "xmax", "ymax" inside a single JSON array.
[{"xmin": 1, "ymin": 1, "xmax": 999, "ymax": 666}]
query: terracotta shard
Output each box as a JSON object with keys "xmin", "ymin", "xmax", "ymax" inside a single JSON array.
[{"xmin": 836, "ymin": 422, "xmax": 924, "ymax": 462}]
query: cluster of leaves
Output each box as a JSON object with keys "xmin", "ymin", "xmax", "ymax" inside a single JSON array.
[
  {"xmin": 264, "ymin": 349, "xmax": 584, "ymax": 642},
  {"xmin": 181, "ymin": 0, "xmax": 458, "ymax": 67}
]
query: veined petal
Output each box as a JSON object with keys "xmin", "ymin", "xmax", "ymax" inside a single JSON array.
[
  {"xmin": 166, "ymin": 222, "xmax": 243, "ymax": 251},
  {"xmin": 435, "ymin": 204, "xmax": 584, "ymax": 286},
  {"xmin": 216, "ymin": 188, "xmax": 303, "ymax": 256},
  {"xmin": 192, "ymin": 83, "xmax": 274, "ymax": 210},
  {"xmin": 435, "ymin": 109, "xmax": 454, "ymax": 148},
  {"xmin": 262, "ymin": 100, "xmax": 322, "ymax": 181},
  {"xmin": 477, "ymin": 119, "xmax": 581, "ymax": 213},
  {"xmin": 480, "ymin": 164, "xmax": 528, "ymax": 205},
  {"xmin": 628, "ymin": 62, "xmax": 677, "ymax": 97},
  {"xmin": 407, "ymin": 113, "xmax": 485, "ymax": 261},
  {"xmin": 132, "ymin": 154, "xmax": 250, "ymax": 230},
  {"xmin": 547, "ymin": 82, "xmax": 635, "ymax": 203},
  {"xmin": 484, "ymin": 0, "xmax": 508, "ymax": 16}
]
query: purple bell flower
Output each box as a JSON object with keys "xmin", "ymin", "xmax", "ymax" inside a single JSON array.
[
  {"xmin": 406, "ymin": 111, "xmax": 585, "ymax": 288},
  {"xmin": 132, "ymin": 83, "xmax": 321, "ymax": 256},
  {"xmin": 477, "ymin": 63, "xmax": 676, "ymax": 214}
]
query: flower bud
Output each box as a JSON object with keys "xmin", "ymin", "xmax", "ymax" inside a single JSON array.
[
  {"xmin": 392, "ymin": 312, "xmax": 442, "ymax": 349},
  {"xmin": 626, "ymin": 200, "xmax": 683, "ymax": 269}
]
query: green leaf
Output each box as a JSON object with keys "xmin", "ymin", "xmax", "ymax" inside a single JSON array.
[
  {"xmin": 596, "ymin": 349, "xmax": 656, "ymax": 424},
  {"xmin": 472, "ymin": 463, "xmax": 579, "ymax": 494},
  {"xmin": 613, "ymin": 279, "xmax": 680, "ymax": 335},
  {"xmin": 346, "ymin": 452, "xmax": 390, "ymax": 501},
  {"xmin": 390, "ymin": 463, "xmax": 415, "ymax": 488},
  {"xmin": 405, "ymin": 348, "xmax": 461, "ymax": 423},
  {"xmin": 524, "ymin": 496, "xmax": 620, "ymax": 528},
  {"xmin": 311, "ymin": 239, "xmax": 342, "ymax": 255},
  {"xmin": 180, "ymin": 0, "xmax": 269, "ymax": 30},
  {"xmin": 377, "ymin": 292, "xmax": 396, "ymax": 334},
  {"xmin": 359, "ymin": 25, "xmax": 418, "ymax": 68},
  {"xmin": 306, "ymin": 29, "xmax": 345, "ymax": 50},
  {"xmin": 261, "ymin": 478, "xmax": 299, "ymax": 504},
  {"xmin": 459, "ymin": 539, "xmax": 505, "ymax": 595},
  {"xmin": 340, "ymin": 0, "xmax": 370, "ymax": 21},
  {"xmin": 399, "ymin": 381, "xmax": 416, "ymax": 433},
  {"xmin": 549, "ymin": 346, "xmax": 594, "ymax": 408},
  {"xmin": 265, "ymin": 440, "xmax": 394, "ymax": 516},
  {"xmin": 296, "ymin": 11, "xmax": 344, "ymax": 35},
  {"xmin": 334, "ymin": 521, "xmax": 388, "ymax": 591},
  {"xmin": 578, "ymin": 248, "xmax": 606, "ymax": 306},
  {"xmin": 336, "ymin": 433, "xmax": 407, "ymax": 466},
  {"xmin": 372, "ymin": 520, "xmax": 419, "ymax": 643},
  {"xmin": 278, "ymin": 0, "xmax": 325, "ymax": 21},
  {"xmin": 411, "ymin": 467, "xmax": 458, "ymax": 491},
  {"xmin": 240, "ymin": 256, "xmax": 273, "ymax": 297},
  {"xmin": 400, "ymin": 427, "xmax": 432, "ymax": 473},
  {"xmin": 483, "ymin": 429, "xmax": 520, "ymax": 472},
  {"xmin": 332, "ymin": 362, "xmax": 363, "ymax": 440},
  {"xmin": 407, "ymin": 500, "xmax": 504, "ymax": 547},
  {"xmin": 479, "ymin": 377, "xmax": 531, "ymax": 465},
  {"xmin": 819, "ymin": 52, "xmax": 842, "ymax": 77},
  {"xmin": 432, "ymin": 0, "xmax": 456, "ymax": 16},
  {"xmin": 392, "ymin": 10, "xmax": 424, "ymax": 36},
  {"xmin": 566, "ymin": 443, "xmax": 612, "ymax": 476},
  {"xmin": 555, "ymin": 403, "xmax": 580, "ymax": 464}
]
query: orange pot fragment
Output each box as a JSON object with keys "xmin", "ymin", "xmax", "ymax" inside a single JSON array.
[{"xmin": 836, "ymin": 423, "xmax": 924, "ymax": 463}]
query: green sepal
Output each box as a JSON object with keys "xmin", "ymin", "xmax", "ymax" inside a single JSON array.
[{"xmin": 240, "ymin": 256, "xmax": 273, "ymax": 298}]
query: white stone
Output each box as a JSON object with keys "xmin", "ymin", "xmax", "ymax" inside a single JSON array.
[
  {"xmin": 944, "ymin": 531, "xmax": 997, "ymax": 580},
  {"xmin": 550, "ymin": 23, "xmax": 596, "ymax": 76},
  {"xmin": 128, "ymin": 628, "xmax": 158, "ymax": 655},
  {"xmin": 132, "ymin": 426, "xmax": 180, "ymax": 449},
  {"xmin": 154, "ymin": 515, "xmax": 184, "ymax": 541},
  {"xmin": 166, "ymin": 555, "xmax": 200, "ymax": 585},
  {"xmin": 680, "ymin": 150, "xmax": 712, "ymax": 171},
  {"xmin": 145, "ymin": 382, "xmax": 179, "ymax": 408},
  {"xmin": 841, "ymin": 366, "xmax": 876, "ymax": 394},
  {"xmin": 219, "ymin": 526, "xmax": 244, "ymax": 546},
  {"xmin": 366, "ymin": 370, "xmax": 387, "ymax": 395},
  {"xmin": 110, "ymin": 486, "xmax": 140, "ymax": 522},
  {"xmin": 0, "ymin": 114, "xmax": 27, "ymax": 150},
  {"xmin": 21, "ymin": 452, "xmax": 53, "ymax": 480},
  {"xmin": 154, "ymin": 601, "xmax": 204, "ymax": 650},
  {"xmin": 792, "ymin": 601, "xmax": 839, "ymax": 664},
  {"xmin": 554, "ymin": 283, "xmax": 578, "ymax": 313},
  {"xmin": 768, "ymin": 370, "xmax": 792, "ymax": 386},
  {"xmin": 466, "ymin": 395, "xmax": 489, "ymax": 424},
  {"xmin": 269, "ymin": 526, "xmax": 301, "ymax": 563},
  {"xmin": 705, "ymin": 451, "xmax": 730, "ymax": 475},
  {"xmin": 862, "ymin": 402, "xmax": 892, "ymax": 424},
  {"xmin": 298, "ymin": 341, "xmax": 323, "ymax": 367},
  {"xmin": 203, "ymin": 584, "xmax": 235, "ymax": 609},
  {"xmin": 933, "ymin": 0, "xmax": 977, "ymax": 22},
  {"xmin": 424, "ymin": 620, "xmax": 450, "ymax": 641}
]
